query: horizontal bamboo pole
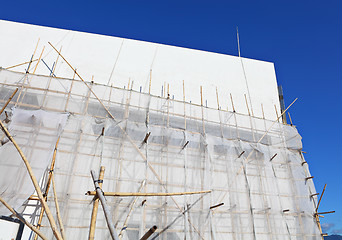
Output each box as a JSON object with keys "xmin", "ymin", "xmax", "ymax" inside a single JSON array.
[
  {"xmin": 86, "ymin": 190, "xmax": 211, "ymax": 197},
  {"xmin": 0, "ymin": 196, "xmax": 48, "ymax": 240}
]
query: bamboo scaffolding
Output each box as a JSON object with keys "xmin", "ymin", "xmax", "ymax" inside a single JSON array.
[
  {"xmin": 0, "ymin": 196, "xmax": 48, "ymax": 240},
  {"xmin": 48, "ymin": 42, "xmax": 205, "ymax": 239},
  {"xmin": 0, "ymin": 120, "xmax": 63, "ymax": 240},
  {"xmin": 88, "ymin": 166, "xmax": 105, "ymax": 240},
  {"xmin": 90, "ymin": 170, "xmax": 119, "ymax": 240}
]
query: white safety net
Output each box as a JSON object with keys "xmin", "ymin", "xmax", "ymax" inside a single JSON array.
[
  {"xmin": 0, "ymin": 108, "xmax": 68, "ymax": 215},
  {"xmin": 0, "ymin": 69, "xmax": 321, "ymax": 240}
]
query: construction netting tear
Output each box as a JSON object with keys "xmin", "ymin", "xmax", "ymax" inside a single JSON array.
[{"xmin": 0, "ymin": 69, "xmax": 321, "ymax": 240}]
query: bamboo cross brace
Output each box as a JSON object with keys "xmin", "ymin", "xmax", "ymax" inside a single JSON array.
[
  {"xmin": 48, "ymin": 42, "xmax": 205, "ymax": 239},
  {"xmin": 0, "ymin": 196, "xmax": 48, "ymax": 240},
  {"xmin": 86, "ymin": 190, "xmax": 211, "ymax": 197},
  {"xmin": 0, "ymin": 119, "xmax": 63, "ymax": 240}
]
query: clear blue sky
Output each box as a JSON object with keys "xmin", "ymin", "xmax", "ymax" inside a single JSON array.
[{"xmin": 2, "ymin": 0, "xmax": 341, "ymax": 235}]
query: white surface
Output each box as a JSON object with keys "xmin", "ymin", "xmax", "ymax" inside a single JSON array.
[
  {"xmin": 0, "ymin": 20, "xmax": 281, "ymax": 120},
  {"xmin": 0, "ymin": 219, "xmax": 19, "ymax": 239}
]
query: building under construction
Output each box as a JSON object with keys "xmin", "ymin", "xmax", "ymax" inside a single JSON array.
[{"xmin": 0, "ymin": 20, "xmax": 328, "ymax": 239}]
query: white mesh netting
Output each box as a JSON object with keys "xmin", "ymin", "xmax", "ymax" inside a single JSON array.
[{"xmin": 0, "ymin": 69, "xmax": 321, "ymax": 239}]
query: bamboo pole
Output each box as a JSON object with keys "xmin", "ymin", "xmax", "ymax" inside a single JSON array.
[
  {"xmin": 0, "ymin": 88, "xmax": 18, "ymax": 115},
  {"xmin": 118, "ymin": 180, "xmax": 146, "ymax": 239},
  {"xmin": 90, "ymin": 170, "xmax": 119, "ymax": 240},
  {"xmin": 0, "ymin": 120, "xmax": 63, "ymax": 240},
  {"xmin": 52, "ymin": 171, "xmax": 66, "ymax": 239},
  {"xmin": 33, "ymin": 46, "xmax": 45, "ymax": 74},
  {"xmin": 230, "ymin": 93, "xmax": 236, "ymax": 112},
  {"xmin": 88, "ymin": 166, "xmax": 105, "ymax": 240},
  {"xmin": 0, "ymin": 196, "xmax": 48, "ymax": 240},
  {"xmin": 5, "ymin": 59, "xmax": 38, "ymax": 70},
  {"xmin": 86, "ymin": 190, "xmax": 211, "ymax": 197},
  {"xmin": 34, "ymin": 137, "xmax": 60, "ymax": 240},
  {"xmin": 316, "ymin": 184, "xmax": 327, "ymax": 212},
  {"xmin": 52, "ymin": 46, "xmax": 63, "ymax": 76}
]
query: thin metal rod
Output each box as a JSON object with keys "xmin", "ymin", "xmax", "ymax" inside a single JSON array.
[
  {"xmin": 86, "ymin": 190, "xmax": 211, "ymax": 197},
  {"xmin": 89, "ymin": 166, "xmax": 105, "ymax": 240},
  {"xmin": 0, "ymin": 196, "xmax": 48, "ymax": 240},
  {"xmin": 0, "ymin": 88, "xmax": 18, "ymax": 115},
  {"xmin": 0, "ymin": 119, "xmax": 63, "ymax": 240},
  {"xmin": 140, "ymin": 225, "xmax": 157, "ymax": 240},
  {"xmin": 90, "ymin": 170, "xmax": 119, "ymax": 240}
]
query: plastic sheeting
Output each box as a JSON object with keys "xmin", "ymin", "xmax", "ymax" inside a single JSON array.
[
  {"xmin": 0, "ymin": 69, "xmax": 321, "ymax": 239},
  {"xmin": 0, "ymin": 108, "xmax": 68, "ymax": 215}
]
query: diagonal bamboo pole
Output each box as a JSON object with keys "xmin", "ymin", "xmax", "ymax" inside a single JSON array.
[
  {"xmin": 316, "ymin": 184, "xmax": 327, "ymax": 212},
  {"xmin": 0, "ymin": 120, "xmax": 63, "ymax": 240},
  {"xmin": 5, "ymin": 59, "xmax": 38, "ymax": 70},
  {"xmin": 88, "ymin": 166, "xmax": 105, "ymax": 240},
  {"xmin": 34, "ymin": 137, "xmax": 60, "ymax": 240},
  {"xmin": 0, "ymin": 196, "xmax": 48, "ymax": 240},
  {"xmin": 118, "ymin": 180, "xmax": 146, "ymax": 239},
  {"xmin": 0, "ymin": 88, "xmax": 18, "ymax": 115}
]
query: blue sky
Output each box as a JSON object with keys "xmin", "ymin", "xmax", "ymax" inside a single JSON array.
[{"xmin": 2, "ymin": 0, "xmax": 341, "ymax": 235}]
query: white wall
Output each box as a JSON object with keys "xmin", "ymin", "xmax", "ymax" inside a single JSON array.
[{"xmin": 0, "ymin": 20, "xmax": 281, "ymax": 120}]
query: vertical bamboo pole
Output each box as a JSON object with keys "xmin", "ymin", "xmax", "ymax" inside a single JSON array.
[
  {"xmin": 0, "ymin": 120, "xmax": 63, "ymax": 240},
  {"xmin": 88, "ymin": 166, "xmax": 106, "ymax": 240}
]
